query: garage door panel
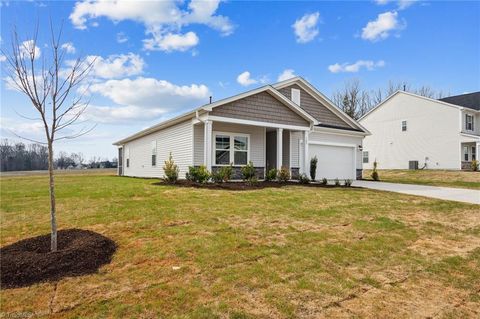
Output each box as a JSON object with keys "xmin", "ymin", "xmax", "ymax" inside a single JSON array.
[{"xmin": 308, "ymin": 144, "xmax": 355, "ymax": 180}]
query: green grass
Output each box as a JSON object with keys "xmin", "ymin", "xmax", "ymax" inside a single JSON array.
[
  {"xmin": 363, "ymin": 169, "xmax": 480, "ymax": 189},
  {"xmin": 1, "ymin": 172, "xmax": 479, "ymax": 318}
]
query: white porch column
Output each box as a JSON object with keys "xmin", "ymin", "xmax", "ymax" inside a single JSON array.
[
  {"xmin": 204, "ymin": 120, "xmax": 212, "ymax": 171},
  {"xmin": 276, "ymin": 128, "xmax": 283, "ymax": 169},
  {"xmin": 303, "ymin": 130, "xmax": 309, "ymax": 175}
]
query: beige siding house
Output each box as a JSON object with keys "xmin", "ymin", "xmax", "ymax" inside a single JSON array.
[{"xmin": 114, "ymin": 77, "xmax": 369, "ymax": 180}]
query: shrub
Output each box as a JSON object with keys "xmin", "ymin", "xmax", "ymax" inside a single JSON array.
[
  {"xmin": 265, "ymin": 168, "xmax": 278, "ymax": 181},
  {"xmin": 163, "ymin": 152, "xmax": 179, "ymax": 183},
  {"xmin": 299, "ymin": 173, "xmax": 310, "ymax": 184},
  {"xmin": 277, "ymin": 166, "xmax": 290, "ymax": 183},
  {"xmin": 344, "ymin": 179, "xmax": 352, "ymax": 187},
  {"xmin": 186, "ymin": 165, "xmax": 210, "ymax": 183},
  {"xmin": 212, "ymin": 165, "xmax": 232, "ymax": 183},
  {"xmin": 241, "ymin": 161, "xmax": 256, "ymax": 182},
  {"xmin": 310, "ymin": 156, "xmax": 318, "ymax": 181},
  {"xmin": 334, "ymin": 178, "xmax": 340, "ymax": 186},
  {"xmin": 472, "ymin": 160, "xmax": 479, "ymax": 172},
  {"xmin": 321, "ymin": 178, "xmax": 328, "ymax": 185},
  {"xmin": 371, "ymin": 160, "xmax": 380, "ymax": 181}
]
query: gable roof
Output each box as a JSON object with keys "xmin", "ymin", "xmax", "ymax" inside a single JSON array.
[
  {"xmin": 359, "ymin": 90, "xmax": 479, "ymax": 122},
  {"xmin": 273, "ymin": 77, "xmax": 369, "ymax": 133},
  {"xmin": 113, "ymin": 77, "xmax": 367, "ymax": 145},
  {"xmin": 439, "ymin": 92, "xmax": 480, "ymax": 111}
]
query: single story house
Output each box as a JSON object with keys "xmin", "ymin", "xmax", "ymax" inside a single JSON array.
[
  {"xmin": 359, "ymin": 91, "xmax": 480, "ymax": 170},
  {"xmin": 113, "ymin": 77, "xmax": 370, "ymax": 180}
]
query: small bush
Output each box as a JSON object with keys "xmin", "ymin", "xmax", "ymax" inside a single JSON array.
[
  {"xmin": 321, "ymin": 178, "xmax": 328, "ymax": 185},
  {"xmin": 277, "ymin": 166, "xmax": 290, "ymax": 183},
  {"xmin": 371, "ymin": 160, "xmax": 380, "ymax": 181},
  {"xmin": 299, "ymin": 173, "xmax": 310, "ymax": 184},
  {"xmin": 265, "ymin": 168, "xmax": 278, "ymax": 181},
  {"xmin": 211, "ymin": 165, "xmax": 232, "ymax": 183},
  {"xmin": 241, "ymin": 161, "xmax": 256, "ymax": 182},
  {"xmin": 334, "ymin": 178, "xmax": 340, "ymax": 186},
  {"xmin": 310, "ymin": 156, "xmax": 318, "ymax": 181},
  {"xmin": 344, "ymin": 179, "xmax": 352, "ymax": 187},
  {"xmin": 472, "ymin": 160, "xmax": 479, "ymax": 172},
  {"xmin": 186, "ymin": 165, "xmax": 210, "ymax": 183},
  {"xmin": 163, "ymin": 152, "xmax": 179, "ymax": 183}
]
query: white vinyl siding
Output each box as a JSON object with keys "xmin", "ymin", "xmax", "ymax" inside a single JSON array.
[
  {"xmin": 122, "ymin": 120, "xmax": 193, "ymax": 178},
  {"xmin": 193, "ymin": 123, "xmax": 204, "ymax": 166},
  {"xmin": 290, "ymin": 131, "xmax": 302, "ymax": 168}
]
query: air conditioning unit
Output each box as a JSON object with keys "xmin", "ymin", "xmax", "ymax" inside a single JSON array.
[{"xmin": 409, "ymin": 161, "xmax": 419, "ymax": 170}]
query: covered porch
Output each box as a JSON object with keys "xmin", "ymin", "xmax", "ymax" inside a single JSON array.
[
  {"xmin": 461, "ymin": 139, "xmax": 480, "ymax": 170},
  {"xmin": 193, "ymin": 117, "xmax": 311, "ymax": 179}
]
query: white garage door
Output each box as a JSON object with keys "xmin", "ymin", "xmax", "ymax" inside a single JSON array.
[{"xmin": 308, "ymin": 144, "xmax": 355, "ymax": 180}]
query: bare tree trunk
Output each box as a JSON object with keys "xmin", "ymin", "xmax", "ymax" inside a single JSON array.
[{"xmin": 48, "ymin": 140, "xmax": 57, "ymax": 252}]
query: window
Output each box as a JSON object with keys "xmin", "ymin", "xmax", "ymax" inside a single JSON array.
[
  {"xmin": 473, "ymin": 146, "xmax": 476, "ymax": 161},
  {"xmin": 291, "ymin": 88, "xmax": 301, "ymax": 105},
  {"xmin": 362, "ymin": 151, "xmax": 369, "ymax": 164},
  {"xmin": 464, "ymin": 146, "xmax": 469, "ymax": 161},
  {"xmin": 466, "ymin": 114, "xmax": 474, "ymax": 131},
  {"xmin": 151, "ymin": 141, "xmax": 157, "ymax": 166},
  {"xmin": 401, "ymin": 120, "xmax": 407, "ymax": 132},
  {"xmin": 214, "ymin": 133, "xmax": 249, "ymax": 166},
  {"xmin": 126, "ymin": 148, "xmax": 130, "ymax": 168}
]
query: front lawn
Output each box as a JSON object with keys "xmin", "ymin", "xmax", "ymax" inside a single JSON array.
[
  {"xmin": 1, "ymin": 173, "xmax": 479, "ymax": 318},
  {"xmin": 363, "ymin": 169, "xmax": 480, "ymax": 189}
]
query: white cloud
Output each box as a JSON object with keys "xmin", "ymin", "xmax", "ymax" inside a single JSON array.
[
  {"xmin": 361, "ymin": 11, "xmax": 403, "ymax": 41},
  {"xmin": 277, "ymin": 69, "xmax": 296, "ymax": 82},
  {"xmin": 20, "ymin": 40, "xmax": 41, "ymax": 59},
  {"xmin": 328, "ymin": 60, "xmax": 386, "ymax": 73},
  {"xmin": 0, "ymin": 117, "xmax": 46, "ymax": 142},
  {"xmin": 375, "ymin": 0, "xmax": 390, "ymax": 4},
  {"xmin": 116, "ymin": 32, "xmax": 128, "ymax": 43},
  {"xmin": 85, "ymin": 105, "xmax": 166, "ymax": 123},
  {"xmin": 69, "ymin": 0, "xmax": 233, "ymax": 52},
  {"xmin": 0, "ymin": 55, "xmax": 6, "ymax": 62},
  {"xmin": 236, "ymin": 71, "xmax": 258, "ymax": 86},
  {"xmin": 374, "ymin": 0, "xmax": 417, "ymax": 10},
  {"xmin": 65, "ymin": 53, "xmax": 145, "ymax": 79},
  {"xmin": 88, "ymin": 77, "xmax": 210, "ymax": 110},
  {"xmin": 143, "ymin": 32, "xmax": 199, "ymax": 52},
  {"xmin": 292, "ymin": 12, "xmax": 320, "ymax": 43},
  {"xmin": 61, "ymin": 42, "xmax": 76, "ymax": 54}
]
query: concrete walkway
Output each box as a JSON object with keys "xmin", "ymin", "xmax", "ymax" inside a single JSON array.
[{"xmin": 353, "ymin": 180, "xmax": 480, "ymax": 205}]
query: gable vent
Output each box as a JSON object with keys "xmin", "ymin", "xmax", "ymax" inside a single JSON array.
[{"xmin": 291, "ymin": 88, "xmax": 301, "ymax": 105}]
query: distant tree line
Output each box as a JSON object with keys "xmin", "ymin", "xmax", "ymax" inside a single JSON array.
[
  {"xmin": 0, "ymin": 139, "xmax": 117, "ymax": 172},
  {"xmin": 331, "ymin": 79, "xmax": 450, "ymax": 120}
]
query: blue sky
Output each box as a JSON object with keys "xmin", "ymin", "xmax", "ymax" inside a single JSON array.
[{"xmin": 1, "ymin": 0, "xmax": 479, "ymax": 159}]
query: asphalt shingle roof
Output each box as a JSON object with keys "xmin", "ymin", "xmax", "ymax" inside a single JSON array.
[{"xmin": 439, "ymin": 92, "xmax": 480, "ymax": 111}]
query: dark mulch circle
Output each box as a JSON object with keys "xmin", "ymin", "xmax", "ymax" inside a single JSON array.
[
  {"xmin": 152, "ymin": 179, "xmax": 354, "ymax": 190},
  {"xmin": 1, "ymin": 229, "xmax": 117, "ymax": 289}
]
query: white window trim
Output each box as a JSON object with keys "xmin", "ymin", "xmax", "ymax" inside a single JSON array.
[
  {"xmin": 363, "ymin": 151, "xmax": 369, "ymax": 164},
  {"xmin": 151, "ymin": 140, "xmax": 157, "ymax": 167},
  {"xmin": 213, "ymin": 131, "xmax": 251, "ymax": 166},
  {"xmin": 464, "ymin": 146, "xmax": 469, "ymax": 162},
  {"xmin": 472, "ymin": 146, "xmax": 477, "ymax": 161},
  {"xmin": 401, "ymin": 120, "xmax": 407, "ymax": 132},
  {"xmin": 466, "ymin": 114, "xmax": 474, "ymax": 131}
]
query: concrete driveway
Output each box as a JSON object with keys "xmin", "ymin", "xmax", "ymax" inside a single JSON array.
[{"xmin": 353, "ymin": 180, "xmax": 480, "ymax": 205}]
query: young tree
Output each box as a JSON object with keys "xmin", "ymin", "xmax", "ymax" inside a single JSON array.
[{"xmin": 2, "ymin": 23, "xmax": 95, "ymax": 251}]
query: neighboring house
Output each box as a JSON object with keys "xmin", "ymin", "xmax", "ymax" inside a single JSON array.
[
  {"xmin": 113, "ymin": 77, "xmax": 369, "ymax": 180},
  {"xmin": 359, "ymin": 91, "xmax": 480, "ymax": 170}
]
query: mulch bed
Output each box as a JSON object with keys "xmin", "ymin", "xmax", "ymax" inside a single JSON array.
[
  {"xmin": 153, "ymin": 179, "xmax": 353, "ymax": 190},
  {"xmin": 1, "ymin": 229, "xmax": 117, "ymax": 289}
]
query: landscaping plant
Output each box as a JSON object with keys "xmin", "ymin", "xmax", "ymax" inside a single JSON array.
[
  {"xmin": 277, "ymin": 166, "xmax": 290, "ymax": 183},
  {"xmin": 310, "ymin": 156, "xmax": 318, "ymax": 181},
  {"xmin": 334, "ymin": 178, "xmax": 340, "ymax": 186},
  {"xmin": 265, "ymin": 168, "xmax": 278, "ymax": 181},
  {"xmin": 186, "ymin": 166, "xmax": 211, "ymax": 183},
  {"xmin": 471, "ymin": 160, "xmax": 479, "ymax": 172},
  {"xmin": 371, "ymin": 160, "xmax": 380, "ymax": 181},
  {"xmin": 299, "ymin": 173, "xmax": 310, "ymax": 184},
  {"xmin": 322, "ymin": 178, "xmax": 328, "ymax": 185},
  {"xmin": 241, "ymin": 161, "xmax": 256, "ymax": 183},
  {"xmin": 219, "ymin": 164, "xmax": 233, "ymax": 182},
  {"xmin": 163, "ymin": 152, "xmax": 179, "ymax": 183},
  {"xmin": 344, "ymin": 179, "xmax": 352, "ymax": 187}
]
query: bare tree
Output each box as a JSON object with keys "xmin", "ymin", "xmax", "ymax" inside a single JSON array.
[
  {"xmin": 2, "ymin": 23, "xmax": 95, "ymax": 251},
  {"xmin": 332, "ymin": 79, "xmax": 374, "ymax": 120}
]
